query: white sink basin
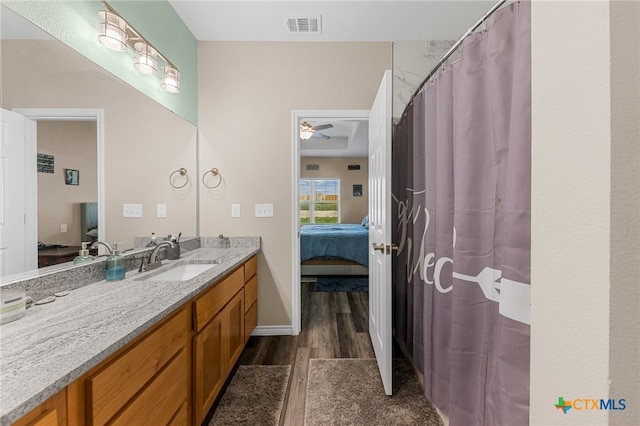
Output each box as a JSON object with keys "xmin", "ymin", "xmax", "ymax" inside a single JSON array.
[{"xmin": 146, "ymin": 264, "xmax": 217, "ymax": 281}]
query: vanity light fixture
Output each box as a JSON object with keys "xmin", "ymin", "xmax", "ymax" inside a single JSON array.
[
  {"xmin": 133, "ymin": 42, "xmax": 158, "ymax": 75},
  {"xmin": 161, "ymin": 66, "xmax": 181, "ymax": 93},
  {"xmin": 97, "ymin": 10, "xmax": 127, "ymax": 52},
  {"xmin": 97, "ymin": 3, "xmax": 180, "ymax": 93}
]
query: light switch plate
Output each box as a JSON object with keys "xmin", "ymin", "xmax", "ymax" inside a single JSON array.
[
  {"xmin": 157, "ymin": 204, "xmax": 167, "ymax": 218},
  {"xmin": 123, "ymin": 203, "xmax": 143, "ymax": 218},
  {"xmin": 255, "ymin": 203, "xmax": 274, "ymax": 217},
  {"xmin": 60, "ymin": 224, "xmax": 67, "ymax": 233},
  {"xmin": 231, "ymin": 204, "xmax": 241, "ymax": 218}
]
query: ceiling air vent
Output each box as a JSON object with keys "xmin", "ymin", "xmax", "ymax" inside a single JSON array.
[{"xmin": 286, "ymin": 16, "xmax": 321, "ymax": 34}]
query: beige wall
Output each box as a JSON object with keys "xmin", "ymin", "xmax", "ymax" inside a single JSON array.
[
  {"xmin": 198, "ymin": 41, "xmax": 392, "ymax": 326},
  {"xmin": 37, "ymin": 121, "xmax": 97, "ymax": 246},
  {"xmin": 2, "ymin": 40, "xmax": 197, "ymax": 251},
  {"xmin": 609, "ymin": 0, "xmax": 639, "ymax": 424},
  {"xmin": 300, "ymin": 157, "xmax": 368, "ymax": 224},
  {"xmin": 531, "ymin": 1, "xmax": 639, "ymax": 425}
]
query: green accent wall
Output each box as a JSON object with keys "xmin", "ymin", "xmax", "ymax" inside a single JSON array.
[{"xmin": 2, "ymin": 0, "xmax": 198, "ymax": 125}]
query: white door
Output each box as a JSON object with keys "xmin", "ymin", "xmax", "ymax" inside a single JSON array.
[
  {"xmin": 0, "ymin": 108, "xmax": 37, "ymax": 278},
  {"xmin": 368, "ymin": 70, "xmax": 393, "ymax": 395}
]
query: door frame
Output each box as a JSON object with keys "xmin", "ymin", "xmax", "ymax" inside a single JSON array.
[
  {"xmin": 290, "ymin": 109, "xmax": 370, "ymax": 335},
  {"xmin": 13, "ymin": 108, "xmax": 106, "ymax": 245}
]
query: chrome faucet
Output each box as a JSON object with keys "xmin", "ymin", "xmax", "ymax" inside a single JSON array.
[
  {"xmin": 91, "ymin": 241, "xmax": 113, "ymax": 256},
  {"xmin": 140, "ymin": 241, "xmax": 175, "ymax": 272}
]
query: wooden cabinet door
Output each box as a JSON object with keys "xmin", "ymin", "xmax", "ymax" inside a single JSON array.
[
  {"xmin": 245, "ymin": 301, "xmax": 258, "ymax": 344},
  {"xmin": 225, "ymin": 290, "xmax": 245, "ymax": 373},
  {"xmin": 193, "ymin": 289, "xmax": 245, "ymax": 425},
  {"xmin": 193, "ymin": 311, "xmax": 225, "ymax": 425}
]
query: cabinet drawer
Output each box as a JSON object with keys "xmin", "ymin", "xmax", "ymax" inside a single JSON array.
[
  {"xmin": 87, "ymin": 308, "xmax": 187, "ymax": 425},
  {"xmin": 111, "ymin": 350, "xmax": 188, "ymax": 426},
  {"xmin": 194, "ymin": 267, "xmax": 244, "ymax": 332},
  {"xmin": 244, "ymin": 255, "xmax": 257, "ymax": 282},
  {"xmin": 244, "ymin": 275, "xmax": 257, "ymax": 313},
  {"xmin": 12, "ymin": 388, "xmax": 66, "ymax": 426}
]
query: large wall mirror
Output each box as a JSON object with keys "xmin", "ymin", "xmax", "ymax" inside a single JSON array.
[{"xmin": 0, "ymin": 5, "xmax": 198, "ymax": 281}]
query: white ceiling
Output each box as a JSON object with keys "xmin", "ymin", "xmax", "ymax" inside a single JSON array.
[
  {"xmin": 167, "ymin": 1, "xmax": 495, "ymax": 157},
  {"xmin": 167, "ymin": 1, "xmax": 494, "ymax": 157},
  {"xmin": 300, "ymin": 119, "xmax": 369, "ymax": 158},
  {"xmin": 168, "ymin": 1, "xmax": 495, "ymax": 42},
  {"xmin": 2, "ymin": 1, "xmax": 497, "ymax": 158}
]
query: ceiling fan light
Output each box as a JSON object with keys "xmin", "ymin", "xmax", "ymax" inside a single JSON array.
[
  {"xmin": 97, "ymin": 11, "xmax": 127, "ymax": 52},
  {"xmin": 134, "ymin": 42, "xmax": 158, "ymax": 75},
  {"xmin": 300, "ymin": 122, "xmax": 315, "ymax": 140},
  {"xmin": 300, "ymin": 129, "xmax": 314, "ymax": 140}
]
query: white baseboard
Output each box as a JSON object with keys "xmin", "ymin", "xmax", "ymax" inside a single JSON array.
[{"xmin": 251, "ymin": 325, "xmax": 294, "ymax": 336}]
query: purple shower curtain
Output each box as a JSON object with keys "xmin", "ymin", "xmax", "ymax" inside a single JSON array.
[{"xmin": 392, "ymin": 2, "xmax": 531, "ymax": 425}]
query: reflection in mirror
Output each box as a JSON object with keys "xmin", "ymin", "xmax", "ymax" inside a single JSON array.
[
  {"xmin": 11, "ymin": 111, "xmax": 104, "ymax": 271},
  {"xmin": 0, "ymin": 5, "xmax": 198, "ymax": 282},
  {"xmin": 37, "ymin": 121, "xmax": 97, "ymax": 252}
]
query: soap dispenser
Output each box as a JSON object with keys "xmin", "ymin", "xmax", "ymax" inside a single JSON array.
[
  {"xmin": 73, "ymin": 242, "xmax": 96, "ymax": 264},
  {"xmin": 105, "ymin": 242, "xmax": 125, "ymax": 281},
  {"xmin": 146, "ymin": 232, "xmax": 157, "ymax": 247}
]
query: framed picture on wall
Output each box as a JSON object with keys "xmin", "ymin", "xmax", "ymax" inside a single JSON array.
[
  {"xmin": 65, "ymin": 169, "xmax": 79, "ymax": 186},
  {"xmin": 353, "ymin": 184, "xmax": 362, "ymax": 197}
]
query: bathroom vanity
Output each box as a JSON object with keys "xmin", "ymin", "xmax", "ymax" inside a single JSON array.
[{"xmin": 1, "ymin": 243, "xmax": 260, "ymax": 426}]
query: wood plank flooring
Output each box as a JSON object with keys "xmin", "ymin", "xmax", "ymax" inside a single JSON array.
[{"xmin": 216, "ymin": 281, "xmax": 374, "ymax": 425}]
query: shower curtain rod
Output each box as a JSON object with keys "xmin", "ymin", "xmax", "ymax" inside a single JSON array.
[{"xmin": 400, "ymin": 0, "xmax": 509, "ymax": 119}]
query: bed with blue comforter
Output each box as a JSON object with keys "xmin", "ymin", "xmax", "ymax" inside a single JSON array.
[{"xmin": 300, "ymin": 224, "xmax": 369, "ymax": 267}]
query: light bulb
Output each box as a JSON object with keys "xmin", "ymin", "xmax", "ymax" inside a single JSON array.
[
  {"xmin": 134, "ymin": 42, "xmax": 158, "ymax": 75},
  {"xmin": 97, "ymin": 11, "xmax": 127, "ymax": 52},
  {"xmin": 161, "ymin": 66, "xmax": 181, "ymax": 93}
]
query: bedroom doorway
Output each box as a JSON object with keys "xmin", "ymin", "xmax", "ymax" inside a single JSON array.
[
  {"xmin": 13, "ymin": 108, "xmax": 106, "ymax": 261},
  {"xmin": 291, "ymin": 109, "xmax": 370, "ymax": 335}
]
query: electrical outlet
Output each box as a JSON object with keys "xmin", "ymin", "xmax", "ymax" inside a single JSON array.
[
  {"xmin": 123, "ymin": 203, "xmax": 143, "ymax": 218},
  {"xmin": 231, "ymin": 204, "xmax": 241, "ymax": 218},
  {"xmin": 157, "ymin": 204, "xmax": 167, "ymax": 218},
  {"xmin": 255, "ymin": 203, "xmax": 274, "ymax": 218}
]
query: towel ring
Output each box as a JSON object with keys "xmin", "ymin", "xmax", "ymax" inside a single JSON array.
[
  {"xmin": 202, "ymin": 168, "xmax": 222, "ymax": 189},
  {"xmin": 169, "ymin": 168, "xmax": 189, "ymax": 189}
]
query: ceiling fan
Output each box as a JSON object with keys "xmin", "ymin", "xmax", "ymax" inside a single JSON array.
[{"xmin": 300, "ymin": 122, "xmax": 333, "ymax": 140}]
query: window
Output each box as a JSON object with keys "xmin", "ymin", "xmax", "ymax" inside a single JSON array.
[{"xmin": 300, "ymin": 179, "xmax": 340, "ymax": 224}]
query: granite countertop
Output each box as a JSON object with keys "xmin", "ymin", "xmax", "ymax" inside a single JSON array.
[{"xmin": 0, "ymin": 246, "xmax": 260, "ymax": 426}]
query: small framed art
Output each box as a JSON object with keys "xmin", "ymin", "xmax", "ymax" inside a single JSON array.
[{"xmin": 65, "ymin": 169, "xmax": 79, "ymax": 186}]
